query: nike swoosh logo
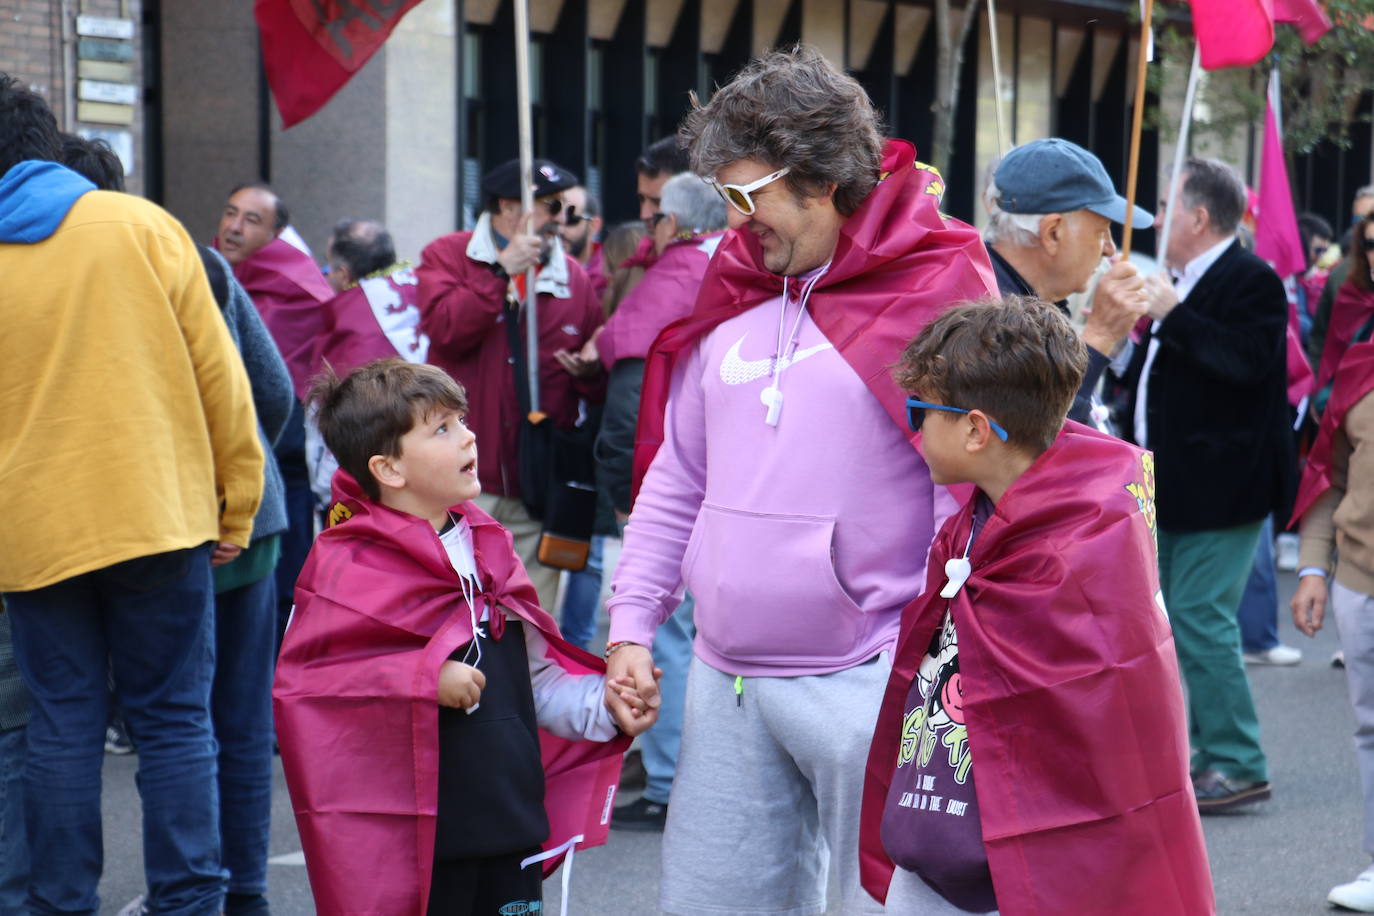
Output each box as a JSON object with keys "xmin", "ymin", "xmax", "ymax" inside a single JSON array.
[{"xmin": 719, "ymin": 334, "xmax": 835, "ymax": 386}]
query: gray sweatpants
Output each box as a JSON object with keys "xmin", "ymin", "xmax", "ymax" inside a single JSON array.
[
  {"xmin": 1332, "ymin": 580, "xmax": 1374, "ymax": 859},
  {"xmin": 660, "ymin": 654, "xmax": 890, "ymax": 916}
]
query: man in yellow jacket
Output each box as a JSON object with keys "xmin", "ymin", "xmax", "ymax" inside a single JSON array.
[{"xmin": 0, "ymin": 75, "xmax": 263, "ymax": 916}]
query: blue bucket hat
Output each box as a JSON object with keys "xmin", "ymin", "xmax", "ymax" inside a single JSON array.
[{"xmin": 994, "ymin": 138, "xmax": 1153, "ymax": 230}]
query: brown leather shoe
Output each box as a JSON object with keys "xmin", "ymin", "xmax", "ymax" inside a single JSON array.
[{"xmin": 1193, "ymin": 769, "xmax": 1272, "ymax": 813}]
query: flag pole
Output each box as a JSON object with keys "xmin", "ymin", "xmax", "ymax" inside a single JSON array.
[
  {"xmin": 987, "ymin": 0, "xmax": 1008, "ymax": 155},
  {"xmin": 513, "ymin": 0, "xmax": 540, "ymax": 415},
  {"xmin": 1157, "ymin": 44, "xmax": 1203, "ymax": 271},
  {"xmin": 1121, "ymin": 0, "xmax": 1155, "ymax": 255}
]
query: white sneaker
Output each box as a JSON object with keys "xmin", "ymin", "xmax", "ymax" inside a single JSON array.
[
  {"xmin": 1276, "ymin": 533, "xmax": 1301, "ymax": 571},
  {"xmin": 1329, "ymin": 866, "xmax": 1374, "ymax": 911},
  {"xmin": 1243, "ymin": 644, "xmax": 1303, "ymax": 666}
]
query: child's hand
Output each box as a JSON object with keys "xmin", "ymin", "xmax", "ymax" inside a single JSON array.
[
  {"xmin": 438, "ymin": 661, "xmax": 486, "ymax": 710},
  {"xmin": 605, "ymin": 669, "xmax": 662, "ymax": 737}
]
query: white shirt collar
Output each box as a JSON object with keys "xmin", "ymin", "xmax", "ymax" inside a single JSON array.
[
  {"xmin": 1172, "ymin": 235, "xmax": 1235, "ymax": 289},
  {"xmin": 465, "ymin": 212, "xmax": 572, "ymax": 299}
]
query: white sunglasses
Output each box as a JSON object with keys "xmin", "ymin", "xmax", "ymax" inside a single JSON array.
[{"xmin": 704, "ymin": 166, "xmax": 792, "ymax": 216}]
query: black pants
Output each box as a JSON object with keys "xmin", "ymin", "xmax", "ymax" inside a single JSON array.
[{"xmin": 427, "ymin": 849, "xmax": 542, "ymax": 916}]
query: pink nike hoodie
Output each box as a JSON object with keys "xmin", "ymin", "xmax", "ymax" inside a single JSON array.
[{"xmin": 607, "ymin": 283, "xmax": 954, "ymax": 676}]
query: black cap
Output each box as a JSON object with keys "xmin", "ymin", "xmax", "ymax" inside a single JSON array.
[{"xmin": 481, "ymin": 158, "xmax": 579, "ymax": 201}]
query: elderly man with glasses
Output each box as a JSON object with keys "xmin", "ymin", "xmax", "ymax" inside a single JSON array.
[
  {"xmin": 601, "ymin": 46, "xmax": 996, "ymax": 915},
  {"xmin": 417, "ymin": 158, "xmax": 605, "ymax": 610}
]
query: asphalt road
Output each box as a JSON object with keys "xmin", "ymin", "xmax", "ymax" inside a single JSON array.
[{"xmin": 88, "ymin": 570, "xmax": 1363, "ymax": 914}]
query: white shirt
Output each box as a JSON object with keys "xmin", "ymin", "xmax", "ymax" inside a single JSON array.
[{"xmin": 1133, "ymin": 236, "xmax": 1236, "ymax": 448}]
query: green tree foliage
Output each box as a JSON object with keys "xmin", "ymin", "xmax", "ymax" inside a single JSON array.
[{"xmin": 1149, "ymin": 0, "xmax": 1374, "ymax": 155}]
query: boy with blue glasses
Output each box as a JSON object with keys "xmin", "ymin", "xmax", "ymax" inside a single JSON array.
[{"xmin": 859, "ymin": 297, "xmax": 1213, "ymax": 915}]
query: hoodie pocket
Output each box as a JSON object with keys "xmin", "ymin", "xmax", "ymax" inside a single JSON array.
[{"xmin": 682, "ymin": 502, "xmax": 864, "ymax": 661}]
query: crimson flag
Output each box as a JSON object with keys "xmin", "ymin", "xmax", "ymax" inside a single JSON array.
[
  {"xmin": 1189, "ymin": 0, "xmax": 1275, "ymax": 69},
  {"xmin": 1275, "ymin": 0, "xmax": 1333, "ymax": 44},
  {"xmin": 255, "ymin": 0, "xmax": 425, "ymax": 127}
]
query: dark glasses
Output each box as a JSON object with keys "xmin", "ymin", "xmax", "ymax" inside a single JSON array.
[
  {"xmin": 539, "ymin": 198, "xmax": 563, "ymax": 217},
  {"xmin": 905, "ymin": 397, "xmax": 1010, "ymax": 442},
  {"xmin": 704, "ymin": 166, "xmax": 791, "ymax": 216},
  {"xmin": 563, "ymin": 205, "xmax": 586, "ymax": 227},
  {"xmin": 1361, "ymin": 236, "xmax": 1374, "ymax": 253}
]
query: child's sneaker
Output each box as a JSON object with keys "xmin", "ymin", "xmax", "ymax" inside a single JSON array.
[
  {"xmin": 104, "ymin": 723, "xmax": 134, "ymax": 755},
  {"xmin": 1328, "ymin": 865, "xmax": 1374, "ymax": 911}
]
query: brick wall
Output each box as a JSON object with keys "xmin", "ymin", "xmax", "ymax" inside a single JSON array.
[
  {"xmin": 0, "ymin": 0, "xmax": 66, "ymax": 123},
  {"xmin": 0, "ymin": 0, "xmax": 145, "ymax": 197}
]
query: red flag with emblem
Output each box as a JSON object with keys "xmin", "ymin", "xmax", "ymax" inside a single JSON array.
[{"xmin": 255, "ymin": 0, "xmax": 425, "ymax": 127}]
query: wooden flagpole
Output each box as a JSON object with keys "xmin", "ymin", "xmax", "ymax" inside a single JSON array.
[
  {"xmin": 513, "ymin": 0, "xmax": 540, "ymax": 414},
  {"xmin": 1121, "ymin": 0, "xmax": 1156, "ymax": 255}
]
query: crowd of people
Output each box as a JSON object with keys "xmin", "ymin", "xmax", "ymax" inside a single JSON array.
[{"xmin": 2, "ymin": 37, "xmax": 1374, "ymax": 916}]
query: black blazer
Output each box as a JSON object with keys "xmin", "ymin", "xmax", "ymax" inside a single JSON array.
[{"xmin": 1123, "ymin": 240, "xmax": 1297, "ymax": 533}]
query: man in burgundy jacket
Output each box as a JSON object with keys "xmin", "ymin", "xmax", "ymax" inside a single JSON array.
[{"xmin": 417, "ymin": 159, "xmax": 604, "ymax": 609}]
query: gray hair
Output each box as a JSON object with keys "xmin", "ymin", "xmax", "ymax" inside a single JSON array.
[
  {"xmin": 982, "ymin": 181, "xmax": 1046, "ymax": 247},
  {"xmin": 1356, "ymin": 185, "xmax": 1374, "ymax": 202},
  {"xmin": 660, "ymin": 172, "xmax": 727, "ymax": 235},
  {"xmin": 1180, "ymin": 157, "xmax": 1246, "ymax": 234},
  {"xmin": 679, "ymin": 45, "xmax": 883, "ymax": 217}
]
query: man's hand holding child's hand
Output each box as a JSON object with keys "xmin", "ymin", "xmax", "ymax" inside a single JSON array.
[
  {"xmin": 438, "ymin": 661, "xmax": 486, "ymax": 710},
  {"xmin": 605, "ymin": 666, "xmax": 663, "ymax": 737}
]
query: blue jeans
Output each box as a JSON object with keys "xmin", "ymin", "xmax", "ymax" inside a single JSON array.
[
  {"xmin": 643, "ymin": 595, "xmax": 695, "ymax": 805},
  {"xmin": 559, "ymin": 535, "xmax": 606, "ymax": 650},
  {"xmin": 213, "ymin": 573, "xmax": 277, "ymax": 898},
  {"xmin": 1237, "ymin": 516, "xmax": 1280, "ymax": 653},
  {"xmin": 5, "ymin": 545, "xmax": 226, "ymax": 916},
  {"xmin": 0, "ymin": 724, "xmax": 29, "ymax": 913}
]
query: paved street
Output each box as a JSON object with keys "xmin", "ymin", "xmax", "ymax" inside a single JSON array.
[{"xmin": 90, "ymin": 570, "xmax": 1361, "ymax": 914}]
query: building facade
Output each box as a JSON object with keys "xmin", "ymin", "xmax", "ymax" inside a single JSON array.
[{"xmin": 3, "ymin": 0, "xmax": 1370, "ymax": 262}]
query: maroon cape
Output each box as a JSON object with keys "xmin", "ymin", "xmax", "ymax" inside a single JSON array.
[
  {"xmin": 1291, "ymin": 341, "xmax": 1374, "ymax": 526},
  {"xmin": 630, "ymin": 139, "xmax": 997, "ymax": 499},
  {"xmin": 1315, "ymin": 281, "xmax": 1374, "ymax": 395},
  {"xmin": 860, "ymin": 424, "xmax": 1213, "ymax": 915},
  {"xmin": 597, "ymin": 232, "xmax": 723, "ymax": 370},
  {"xmin": 232, "ymin": 237, "xmax": 334, "ymax": 400},
  {"xmin": 274, "ymin": 471, "xmax": 629, "ymax": 915},
  {"xmin": 313, "ymin": 270, "xmax": 425, "ymax": 377}
]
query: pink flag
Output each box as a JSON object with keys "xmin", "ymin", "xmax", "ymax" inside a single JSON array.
[
  {"xmin": 1275, "ymin": 0, "xmax": 1333, "ymax": 44},
  {"xmin": 1189, "ymin": 0, "xmax": 1275, "ymax": 70},
  {"xmin": 1254, "ymin": 75, "xmax": 1306, "ymax": 279}
]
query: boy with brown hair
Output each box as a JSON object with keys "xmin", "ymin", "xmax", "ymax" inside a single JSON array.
[
  {"xmin": 859, "ymin": 298, "xmax": 1213, "ymax": 915},
  {"xmin": 274, "ymin": 358, "xmax": 649, "ymax": 916}
]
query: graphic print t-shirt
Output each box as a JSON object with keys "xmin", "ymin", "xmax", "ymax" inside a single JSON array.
[{"xmin": 880, "ymin": 497, "xmax": 996, "ymax": 913}]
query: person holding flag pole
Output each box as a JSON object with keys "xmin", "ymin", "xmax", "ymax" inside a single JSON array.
[{"xmin": 1119, "ymin": 0, "xmax": 1332, "ymax": 814}]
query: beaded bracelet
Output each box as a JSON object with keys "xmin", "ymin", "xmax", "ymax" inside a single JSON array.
[{"xmin": 604, "ymin": 640, "xmax": 642, "ymax": 659}]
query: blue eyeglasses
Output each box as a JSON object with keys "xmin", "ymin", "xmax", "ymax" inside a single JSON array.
[{"xmin": 905, "ymin": 397, "xmax": 1010, "ymax": 442}]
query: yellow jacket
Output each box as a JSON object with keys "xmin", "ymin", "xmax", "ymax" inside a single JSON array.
[{"xmin": 0, "ymin": 189, "xmax": 264, "ymax": 591}]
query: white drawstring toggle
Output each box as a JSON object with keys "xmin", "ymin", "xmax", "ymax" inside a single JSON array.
[{"xmin": 521, "ymin": 834, "xmax": 584, "ymax": 916}]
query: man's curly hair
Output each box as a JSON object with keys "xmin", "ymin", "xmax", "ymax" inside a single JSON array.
[{"xmin": 679, "ymin": 45, "xmax": 883, "ymax": 217}]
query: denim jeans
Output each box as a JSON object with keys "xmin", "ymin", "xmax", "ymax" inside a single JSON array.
[
  {"xmin": 643, "ymin": 595, "xmax": 696, "ymax": 805},
  {"xmin": 213, "ymin": 573, "xmax": 277, "ymax": 898},
  {"xmin": 0, "ymin": 724, "xmax": 28, "ymax": 913},
  {"xmin": 5, "ymin": 545, "xmax": 226, "ymax": 916},
  {"xmin": 1236, "ymin": 515, "xmax": 1280, "ymax": 653},
  {"xmin": 559, "ymin": 535, "xmax": 606, "ymax": 650}
]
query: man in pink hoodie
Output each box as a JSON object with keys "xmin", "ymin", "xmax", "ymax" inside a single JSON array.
[{"xmin": 602, "ymin": 46, "xmax": 996, "ymax": 915}]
